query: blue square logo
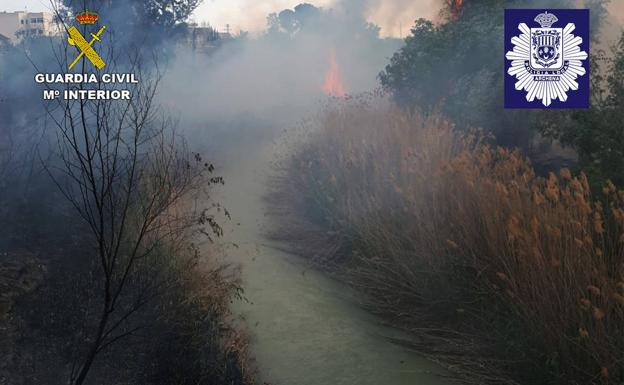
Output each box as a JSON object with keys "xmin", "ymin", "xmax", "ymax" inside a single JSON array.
[{"xmin": 505, "ymin": 9, "xmax": 590, "ymax": 109}]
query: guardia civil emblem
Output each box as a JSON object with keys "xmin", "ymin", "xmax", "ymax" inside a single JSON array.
[
  {"xmin": 67, "ymin": 10, "xmax": 107, "ymax": 71},
  {"xmin": 505, "ymin": 9, "xmax": 590, "ymax": 108}
]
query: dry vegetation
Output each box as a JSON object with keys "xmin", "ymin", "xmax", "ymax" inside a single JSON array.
[
  {"xmin": 0, "ymin": 160, "xmax": 254, "ymax": 385},
  {"xmin": 270, "ymin": 100, "xmax": 624, "ymax": 385},
  {"xmin": 0, "ymin": 77, "xmax": 254, "ymax": 385}
]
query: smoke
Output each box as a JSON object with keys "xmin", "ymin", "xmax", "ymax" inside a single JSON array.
[
  {"xmin": 192, "ymin": 0, "xmax": 334, "ymax": 32},
  {"xmin": 368, "ymin": 0, "xmax": 441, "ymax": 36},
  {"xmin": 2, "ymin": 0, "xmax": 622, "ymax": 160},
  {"xmin": 159, "ymin": 0, "xmax": 624, "ymax": 158},
  {"xmin": 601, "ymin": 1, "xmax": 624, "ymax": 47},
  {"xmin": 609, "ymin": 1, "xmax": 624, "ymax": 24},
  {"xmin": 332, "ymin": 0, "xmax": 441, "ymax": 36},
  {"xmin": 192, "ymin": 0, "xmax": 441, "ymax": 37},
  {"xmin": 159, "ymin": 3, "xmax": 402, "ymax": 153}
]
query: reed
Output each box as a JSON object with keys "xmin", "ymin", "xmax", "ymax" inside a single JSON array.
[{"xmin": 270, "ymin": 100, "xmax": 624, "ymax": 384}]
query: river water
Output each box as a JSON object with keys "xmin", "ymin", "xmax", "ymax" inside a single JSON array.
[{"xmin": 210, "ymin": 133, "xmax": 452, "ymax": 385}]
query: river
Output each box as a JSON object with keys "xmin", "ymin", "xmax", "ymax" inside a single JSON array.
[{"xmin": 208, "ymin": 128, "xmax": 452, "ymax": 385}]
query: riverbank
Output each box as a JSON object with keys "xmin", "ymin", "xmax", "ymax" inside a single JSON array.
[
  {"xmin": 269, "ymin": 100, "xmax": 624, "ymax": 385},
  {"xmin": 208, "ymin": 127, "xmax": 453, "ymax": 385}
]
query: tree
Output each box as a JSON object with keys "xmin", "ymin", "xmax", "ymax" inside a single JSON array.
[
  {"xmin": 142, "ymin": 0, "xmax": 202, "ymax": 29},
  {"xmin": 267, "ymin": 3, "xmax": 322, "ymax": 35},
  {"xmin": 538, "ymin": 32, "xmax": 624, "ymax": 188},
  {"xmin": 63, "ymin": 0, "xmax": 201, "ymax": 28},
  {"xmin": 43, "ymin": 36, "xmax": 222, "ymax": 385},
  {"xmin": 60, "ymin": 0, "xmax": 203, "ymax": 49},
  {"xmin": 380, "ymin": 0, "xmax": 609, "ymax": 150}
]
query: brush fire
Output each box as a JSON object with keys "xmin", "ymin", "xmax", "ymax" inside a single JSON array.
[
  {"xmin": 2, "ymin": 1, "xmax": 623, "ymax": 385},
  {"xmin": 322, "ymin": 49, "xmax": 346, "ymax": 97},
  {"xmin": 451, "ymin": 0, "xmax": 463, "ymax": 18}
]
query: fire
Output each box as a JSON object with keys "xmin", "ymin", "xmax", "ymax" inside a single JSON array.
[
  {"xmin": 322, "ymin": 49, "xmax": 346, "ymax": 97},
  {"xmin": 451, "ymin": 0, "xmax": 463, "ymax": 19}
]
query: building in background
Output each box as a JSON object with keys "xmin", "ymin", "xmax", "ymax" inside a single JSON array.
[
  {"xmin": 180, "ymin": 23, "xmax": 234, "ymax": 54},
  {"xmin": 0, "ymin": 11, "xmax": 61, "ymax": 43}
]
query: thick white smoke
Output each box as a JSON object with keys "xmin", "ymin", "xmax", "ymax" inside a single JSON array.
[
  {"xmin": 192, "ymin": 0, "xmax": 440, "ymax": 37},
  {"xmin": 161, "ymin": 2, "xmax": 402, "ymax": 137}
]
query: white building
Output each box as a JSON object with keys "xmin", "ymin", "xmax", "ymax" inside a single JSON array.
[{"xmin": 0, "ymin": 11, "xmax": 61, "ymax": 42}]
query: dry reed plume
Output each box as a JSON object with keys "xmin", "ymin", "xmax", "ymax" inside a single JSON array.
[{"xmin": 270, "ymin": 99, "xmax": 624, "ymax": 385}]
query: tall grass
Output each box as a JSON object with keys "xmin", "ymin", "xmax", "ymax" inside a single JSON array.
[{"xmin": 270, "ymin": 100, "xmax": 624, "ymax": 384}]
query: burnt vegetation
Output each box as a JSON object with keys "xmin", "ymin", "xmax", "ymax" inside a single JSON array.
[{"xmin": 0, "ymin": 1, "xmax": 252, "ymax": 384}]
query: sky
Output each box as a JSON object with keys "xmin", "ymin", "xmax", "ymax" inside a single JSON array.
[
  {"xmin": 190, "ymin": 0, "xmax": 441, "ymax": 37},
  {"xmin": 0, "ymin": 0, "xmax": 440, "ymax": 37},
  {"xmin": 1, "ymin": 0, "xmax": 621, "ymax": 38}
]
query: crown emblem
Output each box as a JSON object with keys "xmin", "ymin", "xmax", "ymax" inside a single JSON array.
[
  {"xmin": 75, "ymin": 10, "xmax": 99, "ymax": 25},
  {"xmin": 534, "ymin": 11, "xmax": 558, "ymax": 28}
]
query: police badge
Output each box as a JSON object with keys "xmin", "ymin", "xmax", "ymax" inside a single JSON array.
[
  {"xmin": 505, "ymin": 9, "xmax": 589, "ymax": 108},
  {"xmin": 531, "ymin": 12, "xmax": 562, "ymax": 68}
]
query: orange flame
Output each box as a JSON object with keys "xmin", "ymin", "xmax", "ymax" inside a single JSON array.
[
  {"xmin": 322, "ymin": 49, "xmax": 346, "ymax": 97},
  {"xmin": 451, "ymin": 0, "xmax": 463, "ymax": 19}
]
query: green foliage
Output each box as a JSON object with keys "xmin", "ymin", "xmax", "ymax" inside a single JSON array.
[
  {"xmin": 60, "ymin": 0, "xmax": 202, "ymax": 50},
  {"xmin": 267, "ymin": 3, "xmax": 322, "ymax": 35},
  {"xmin": 380, "ymin": 0, "xmax": 609, "ymax": 151},
  {"xmin": 539, "ymin": 32, "xmax": 624, "ymax": 188},
  {"xmin": 265, "ymin": 2, "xmax": 381, "ymax": 40},
  {"xmin": 142, "ymin": 0, "xmax": 202, "ymax": 28},
  {"xmin": 381, "ymin": 1, "xmax": 520, "ymax": 148}
]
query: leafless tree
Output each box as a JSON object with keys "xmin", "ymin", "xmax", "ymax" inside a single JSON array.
[{"xmin": 40, "ymin": 17, "xmax": 223, "ymax": 385}]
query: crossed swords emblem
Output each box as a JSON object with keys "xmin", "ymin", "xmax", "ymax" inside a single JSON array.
[{"xmin": 67, "ymin": 25, "xmax": 107, "ymax": 70}]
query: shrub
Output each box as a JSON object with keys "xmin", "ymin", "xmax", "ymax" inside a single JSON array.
[
  {"xmin": 270, "ymin": 100, "xmax": 624, "ymax": 384},
  {"xmin": 0, "ymin": 132, "xmax": 252, "ymax": 385}
]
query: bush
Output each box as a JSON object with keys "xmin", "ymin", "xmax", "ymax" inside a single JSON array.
[
  {"xmin": 270, "ymin": 100, "xmax": 624, "ymax": 384},
  {"xmin": 0, "ymin": 134, "xmax": 252, "ymax": 385},
  {"xmin": 1, "ymin": 199, "xmax": 252, "ymax": 385},
  {"xmin": 538, "ymin": 32, "xmax": 624, "ymax": 189}
]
